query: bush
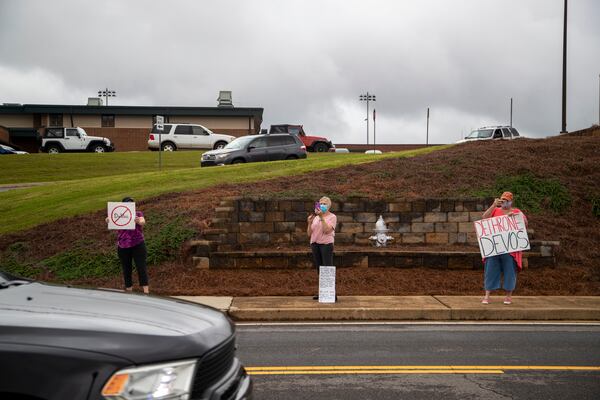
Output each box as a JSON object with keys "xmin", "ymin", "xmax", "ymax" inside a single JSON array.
[{"xmin": 474, "ymin": 173, "xmax": 572, "ymax": 214}]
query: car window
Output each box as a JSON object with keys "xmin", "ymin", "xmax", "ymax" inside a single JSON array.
[
  {"xmin": 493, "ymin": 129, "xmax": 503, "ymax": 139},
  {"xmin": 192, "ymin": 126, "xmax": 208, "ymax": 136},
  {"xmin": 501, "ymin": 128, "xmax": 511, "ymax": 138},
  {"xmin": 509, "ymin": 128, "xmax": 520, "ymax": 137},
  {"xmin": 268, "ymin": 136, "xmax": 294, "ymax": 147},
  {"xmin": 151, "ymin": 124, "xmax": 171, "ymax": 134},
  {"xmin": 288, "ymin": 127, "xmax": 301, "ymax": 135},
  {"xmin": 174, "ymin": 125, "xmax": 193, "ymax": 135},
  {"xmin": 66, "ymin": 129, "xmax": 79, "ymax": 137},
  {"xmin": 250, "ymin": 137, "xmax": 268, "ymax": 148},
  {"xmin": 225, "ymin": 136, "xmax": 255, "ymax": 150},
  {"xmin": 46, "ymin": 128, "xmax": 63, "ymax": 138}
]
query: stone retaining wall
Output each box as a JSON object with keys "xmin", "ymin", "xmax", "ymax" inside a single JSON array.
[{"xmin": 206, "ymin": 197, "xmax": 496, "ymax": 249}]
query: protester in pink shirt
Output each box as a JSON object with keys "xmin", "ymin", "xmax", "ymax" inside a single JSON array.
[
  {"xmin": 307, "ymin": 196, "xmax": 337, "ymax": 300},
  {"xmin": 480, "ymin": 191, "xmax": 527, "ymax": 305}
]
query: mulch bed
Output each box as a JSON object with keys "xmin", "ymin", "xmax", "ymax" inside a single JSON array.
[{"xmin": 2, "ymin": 135, "xmax": 599, "ymax": 296}]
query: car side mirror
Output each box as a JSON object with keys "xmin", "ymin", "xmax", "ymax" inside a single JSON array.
[{"xmin": 247, "ymin": 146, "xmax": 255, "ymax": 152}]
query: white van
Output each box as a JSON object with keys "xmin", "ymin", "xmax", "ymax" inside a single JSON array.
[
  {"xmin": 148, "ymin": 123, "xmax": 236, "ymax": 151},
  {"xmin": 457, "ymin": 126, "xmax": 522, "ymax": 143}
]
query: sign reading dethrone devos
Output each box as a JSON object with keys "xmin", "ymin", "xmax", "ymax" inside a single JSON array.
[{"xmin": 474, "ymin": 213, "xmax": 530, "ymax": 258}]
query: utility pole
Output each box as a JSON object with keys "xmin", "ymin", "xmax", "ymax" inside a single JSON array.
[
  {"xmin": 426, "ymin": 107, "xmax": 430, "ymax": 146},
  {"xmin": 373, "ymin": 109, "xmax": 376, "ymax": 153},
  {"xmin": 359, "ymin": 92, "xmax": 376, "ymax": 145},
  {"xmin": 510, "ymin": 98, "xmax": 513, "ymax": 127},
  {"xmin": 561, "ymin": 0, "xmax": 568, "ymax": 134}
]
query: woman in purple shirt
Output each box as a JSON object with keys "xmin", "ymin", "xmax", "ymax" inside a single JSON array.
[{"xmin": 107, "ymin": 197, "xmax": 150, "ymax": 294}]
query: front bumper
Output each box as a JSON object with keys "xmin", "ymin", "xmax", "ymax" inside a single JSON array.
[{"xmin": 201, "ymin": 160, "xmax": 224, "ymax": 167}]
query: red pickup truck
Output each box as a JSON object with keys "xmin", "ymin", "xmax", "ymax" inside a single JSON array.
[{"xmin": 268, "ymin": 124, "xmax": 334, "ymax": 152}]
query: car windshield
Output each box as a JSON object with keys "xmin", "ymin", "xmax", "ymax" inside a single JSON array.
[
  {"xmin": 0, "ymin": 145, "xmax": 15, "ymax": 151},
  {"xmin": 224, "ymin": 136, "xmax": 256, "ymax": 150},
  {"xmin": 466, "ymin": 129, "xmax": 493, "ymax": 139}
]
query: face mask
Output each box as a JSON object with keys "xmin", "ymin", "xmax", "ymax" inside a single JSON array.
[
  {"xmin": 320, "ymin": 204, "xmax": 328, "ymax": 213},
  {"xmin": 501, "ymin": 200, "xmax": 512, "ymax": 209}
]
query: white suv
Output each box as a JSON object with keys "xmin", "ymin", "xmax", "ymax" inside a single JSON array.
[
  {"xmin": 457, "ymin": 126, "xmax": 522, "ymax": 143},
  {"xmin": 148, "ymin": 123, "xmax": 236, "ymax": 151}
]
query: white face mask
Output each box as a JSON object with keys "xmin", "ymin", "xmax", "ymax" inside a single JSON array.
[{"xmin": 501, "ymin": 200, "xmax": 512, "ymax": 209}]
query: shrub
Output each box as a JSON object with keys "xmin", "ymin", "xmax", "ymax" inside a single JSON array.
[{"xmin": 474, "ymin": 173, "xmax": 571, "ymax": 214}]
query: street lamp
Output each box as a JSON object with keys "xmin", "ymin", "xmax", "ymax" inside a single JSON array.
[
  {"xmin": 359, "ymin": 92, "xmax": 376, "ymax": 145},
  {"xmin": 98, "ymin": 88, "xmax": 117, "ymax": 106}
]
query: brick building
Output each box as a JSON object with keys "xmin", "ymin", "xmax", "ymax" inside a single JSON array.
[{"xmin": 0, "ymin": 102, "xmax": 263, "ymax": 153}]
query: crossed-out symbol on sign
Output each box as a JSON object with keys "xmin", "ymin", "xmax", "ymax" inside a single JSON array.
[{"xmin": 111, "ymin": 205, "xmax": 133, "ymax": 227}]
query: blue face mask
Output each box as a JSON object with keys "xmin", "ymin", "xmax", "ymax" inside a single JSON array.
[{"xmin": 319, "ymin": 204, "xmax": 328, "ymax": 213}]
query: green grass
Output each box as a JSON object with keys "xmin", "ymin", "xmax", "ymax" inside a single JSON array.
[
  {"xmin": 0, "ymin": 151, "xmax": 203, "ymax": 184},
  {"xmin": 0, "ymin": 147, "xmax": 449, "ymax": 234}
]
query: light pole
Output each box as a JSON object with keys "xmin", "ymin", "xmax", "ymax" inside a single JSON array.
[
  {"xmin": 510, "ymin": 98, "xmax": 513, "ymax": 127},
  {"xmin": 359, "ymin": 92, "xmax": 376, "ymax": 145},
  {"xmin": 560, "ymin": 0, "xmax": 568, "ymax": 134},
  {"xmin": 98, "ymin": 88, "xmax": 117, "ymax": 106}
]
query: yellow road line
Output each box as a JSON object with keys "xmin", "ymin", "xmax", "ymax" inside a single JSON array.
[
  {"xmin": 246, "ymin": 365, "xmax": 600, "ymax": 375},
  {"xmin": 249, "ymin": 370, "xmax": 504, "ymax": 375}
]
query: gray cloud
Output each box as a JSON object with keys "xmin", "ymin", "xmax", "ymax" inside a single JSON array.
[{"xmin": 1, "ymin": 0, "xmax": 598, "ymax": 144}]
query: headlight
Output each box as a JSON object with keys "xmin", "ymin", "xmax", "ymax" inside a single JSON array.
[{"xmin": 102, "ymin": 359, "xmax": 197, "ymax": 400}]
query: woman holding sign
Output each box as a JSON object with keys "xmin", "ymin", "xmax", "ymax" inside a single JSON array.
[
  {"xmin": 307, "ymin": 196, "xmax": 337, "ymax": 300},
  {"xmin": 106, "ymin": 197, "xmax": 150, "ymax": 294},
  {"xmin": 481, "ymin": 191, "xmax": 527, "ymax": 305}
]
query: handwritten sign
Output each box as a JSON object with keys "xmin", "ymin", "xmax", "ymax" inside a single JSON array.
[
  {"xmin": 318, "ymin": 266, "xmax": 336, "ymax": 303},
  {"xmin": 474, "ymin": 213, "xmax": 530, "ymax": 258},
  {"xmin": 107, "ymin": 202, "xmax": 136, "ymax": 230}
]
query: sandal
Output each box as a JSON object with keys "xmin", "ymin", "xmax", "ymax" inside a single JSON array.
[
  {"xmin": 503, "ymin": 297, "xmax": 512, "ymax": 305},
  {"xmin": 481, "ymin": 298, "xmax": 489, "ymax": 305}
]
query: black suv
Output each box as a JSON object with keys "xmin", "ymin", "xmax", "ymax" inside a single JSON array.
[
  {"xmin": 0, "ymin": 270, "xmax": 252, "ymax": 400},
  {"xmin": 201, "ymin": 133, "xmax": 307, "ymax": 167}
]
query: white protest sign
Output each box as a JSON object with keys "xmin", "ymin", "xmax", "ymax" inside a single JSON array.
[
  {"xmin": 107, "ymin": 202, "xmax": 136, "ymax": 230},
  {"xmin": 318, "ymin": 266, "xmax": 336, "ymax": 303},
  {"xmin": 474, "ymin": 213, "xmax": 530, "ymax": 258}
]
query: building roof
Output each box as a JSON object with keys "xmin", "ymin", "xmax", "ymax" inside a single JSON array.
[{"xmin": 0, "ymin": 103, "xmax": 263, "ymax": 120}]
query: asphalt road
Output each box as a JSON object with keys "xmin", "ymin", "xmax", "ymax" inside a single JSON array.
[{"xmin": 236, "ymin": 323, "xmax": 600, "ymax": 400}]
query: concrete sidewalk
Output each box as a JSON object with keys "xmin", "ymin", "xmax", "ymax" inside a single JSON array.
[{"xmin": 174, "ymin": 296, "xmax": 600, "ymax": 322}]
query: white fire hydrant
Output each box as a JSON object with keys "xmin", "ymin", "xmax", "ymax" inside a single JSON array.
[{"xmin": 369, "ymin": 215, "xmax": 394, "ymax": 247}]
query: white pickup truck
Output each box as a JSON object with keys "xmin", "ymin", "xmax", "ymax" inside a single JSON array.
[{"xmin": 41, "ymin": 127, "xmax": 115, "ymax": 153}]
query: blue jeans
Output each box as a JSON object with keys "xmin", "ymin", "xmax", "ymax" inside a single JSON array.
[{"xmin": 484, "ymin": 253, "xmax": 517, "ymax": 291}]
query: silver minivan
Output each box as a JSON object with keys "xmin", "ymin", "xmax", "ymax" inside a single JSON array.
[{"xmin": 457, "ymin": 126, "xmax": 522, "ymax": 143}]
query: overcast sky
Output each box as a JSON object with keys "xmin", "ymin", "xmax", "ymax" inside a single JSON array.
[{"xmin": 1, "ymin": 0, "xmax": 598, "ymax": 144}]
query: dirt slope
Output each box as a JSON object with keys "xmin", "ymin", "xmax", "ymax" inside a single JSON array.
[{"xmin": 1, "ymin": 135, "xmax": 599, "ymax": 296}]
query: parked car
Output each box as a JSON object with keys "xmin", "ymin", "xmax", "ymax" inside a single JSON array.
[
  {"xmin": 201, "ymin": 133, "xmax": 307, "ymax": 167},
  {"xmin": 148, "ymin": 123, "xmax": 236, "ymax": 151},
  {"xmin": 457, "ymin": 126, "xmax": 522, "ymax": 143},
  {"xmin": 364, "ymin": 149, "xmax": 383, "ymax": 154},
  {"xmin": 329, "ymin": 147, "xmax": 350, "ymax": 153},
  {"xmin": 0, "ymin": 144, "xmax": 28, "ymax": 154},
  {"xmin": 268, "ymin": 124, "xmax": 334, "ymax": 152},
  {"xmin": 40, "ymin": 127, "xmax": 114, "ymax": 153},
  {"xmin": 0, "ymin": 270, "xmax": 252, "ymax": 400}
]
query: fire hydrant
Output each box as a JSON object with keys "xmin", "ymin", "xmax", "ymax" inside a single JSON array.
[{"xmin": 369, "ymin": 215, "xmax": 394, "ymax": 247}]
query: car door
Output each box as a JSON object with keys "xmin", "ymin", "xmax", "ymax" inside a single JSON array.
[
  {"xmin": 267, "ymin": 135, "xmax": 288, "ymax": 161},
  {"xmin": 191, "ymin": 125, "xmax": 212, "ymax": 149},
  {"xmin": 65, "ymin": 128, "xmax": 86, "ymax": 150},
  {"xmin": 501, "ymin": 128, "xmax": 512, "ymax": 139},
  {"xmin": 247, "ymin": 136, "xmax": 269, "ymax": 162},
  {"xmin": 492, "ymin": 129, "xmax": 503, "ymax": 140},
  {"xmin": 173, "ymin": 125, "xmax": 193, "ymax": 149}
]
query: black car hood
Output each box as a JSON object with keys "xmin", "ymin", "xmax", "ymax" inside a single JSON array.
[{"xmin": 0, "ymin": 283, "xmax": 233, "ymax": 364}]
